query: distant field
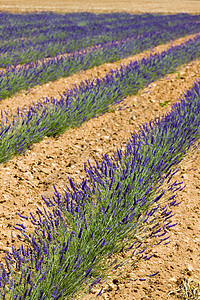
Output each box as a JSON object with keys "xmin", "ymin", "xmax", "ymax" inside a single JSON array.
[{"xmin": 1, "ymin": 0, "xmax": 200, "ymax": 14}]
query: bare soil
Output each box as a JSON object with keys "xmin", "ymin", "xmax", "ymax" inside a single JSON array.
[{"xmin": 0, "ymin": 3, "xmax": 200, "ymax": 300}]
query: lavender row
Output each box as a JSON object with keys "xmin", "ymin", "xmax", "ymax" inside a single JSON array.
[
  {"xmin": 1, "ymin": 77, "xmax": 200, "ymax": 299},
  {"xmin": 1, "ymin": 34, "xmax": 200, "ymax": 164},
  {"xmin": 2, "ymin": 25, "xmax": 200, "ymax": 101},
  {"xmin": 2, "ymin": 12, "xmax": 199, "ymax": 41},
  {"xmin": 2, "ymin": 13, "xmax": 200, "ymax": 46},
  {"xmin": 1, "ymin": 21, "xmax": 200, "ymax": 68},
  {"xmin": 1, "ymin": 13, "xmax": 200, "ymax": 67}
]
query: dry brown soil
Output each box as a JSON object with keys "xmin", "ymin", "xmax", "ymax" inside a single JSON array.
[{"xmin": 0, "ymin": 3, "xmax": 200, "ymax": 300}]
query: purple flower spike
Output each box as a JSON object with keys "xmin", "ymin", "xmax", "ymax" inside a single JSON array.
[
  {"xmin": 78, "ymin": 227, "xmax": 83, "ymax": 239},
  {"xmin": 96, "ymin": 287, "xmax": 103, "ymax": 296}
]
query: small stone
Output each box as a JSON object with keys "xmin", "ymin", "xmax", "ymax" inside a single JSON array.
[
  {"xmin": 90, "ymin": 288, "xmax": 101, "ymax": 295},
  {"xmin": 95, "ymin": 148, "xmax": 103, "ymax": 152},
  {"xmin": 130, "ymin": 115, "xmax": 136, "ymax": 120},
  {"xmin": 103, "ymin": 135, "xmax": 110, "ymax": 140},
  {"xmin": 182, "ymin": 173, "xmax": 189, "ymax": 179},
  {"xmin": 24, "ymin": 171, "xmax": 34, "ymax": 179},
  {"xmin": 180, "ymin": 71, "xmax": 186, "ymax": 76},
  {"xmin": 187, "ymin": 264, "xmax": 194, "ymax": 272},
  {"xmin": 169, "ymin": 277, "xmax": 177, "ymax": 282},
  {"xmin": 107, "ymin": 283, "xmax": 115, "ymax": 291}
]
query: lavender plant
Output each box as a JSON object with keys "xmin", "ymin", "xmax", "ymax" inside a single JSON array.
[
  {"xmin": 0, "ymin": 79, "xmax": 200, "ymax": 299},
  {"xmin": 0, "ymin": 185, "xmax": 179, "ymax": 300},
  {"xmin": 1, "ymin": 35, "xmax": 200, "ymax": 164}
]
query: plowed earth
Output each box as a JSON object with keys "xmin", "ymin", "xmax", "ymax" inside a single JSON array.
[{"xmin": 0, "ymin": 6, "xmax": 200, "ymax": 300}]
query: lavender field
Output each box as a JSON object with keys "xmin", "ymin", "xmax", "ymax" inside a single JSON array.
[{"xmin": 0, "ymin": 11, "xmax": 200, "ymax": 300}]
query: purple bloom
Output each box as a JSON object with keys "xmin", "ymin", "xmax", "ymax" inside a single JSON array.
[{"xmin": 78, "ymin": 227, "xmax": 83, "ymax": 239}]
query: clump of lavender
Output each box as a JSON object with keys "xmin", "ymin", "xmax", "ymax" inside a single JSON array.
[
  {"xmin": 1, "ymin": 79, "xmax": 200, "ymax": 299},
  {"xmin": 0, "ymin": 172, "xmax": 182, "ymax": 299}
]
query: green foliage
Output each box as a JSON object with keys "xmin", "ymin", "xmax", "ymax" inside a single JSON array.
[{"xmin": 159, "ymin": 100, "xmax": 170, "ymax": 107}]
